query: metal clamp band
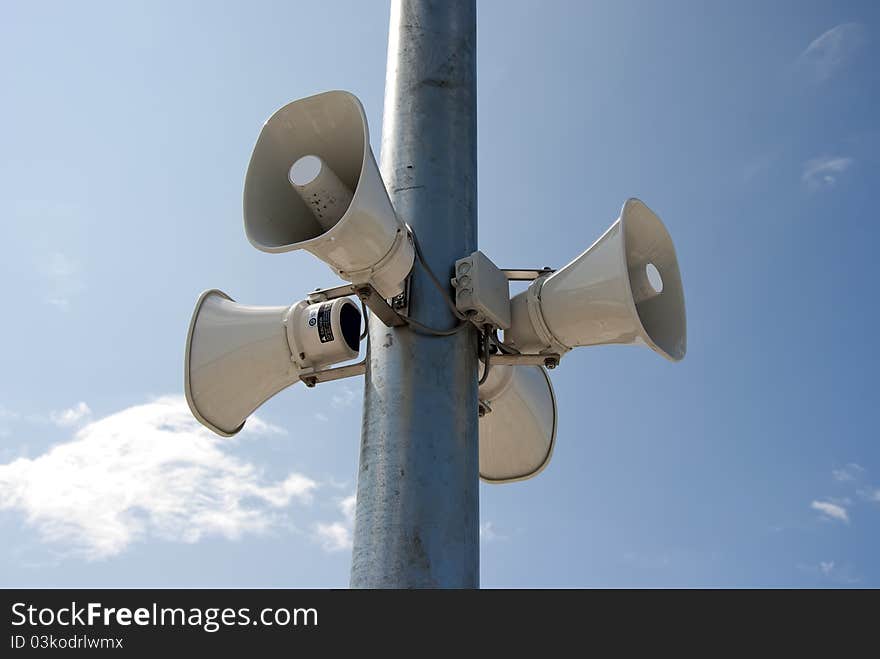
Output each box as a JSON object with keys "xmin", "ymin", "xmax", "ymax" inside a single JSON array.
[{"xmin": 525, "ymin": 277, "xmax": 570, "ymax": 357}]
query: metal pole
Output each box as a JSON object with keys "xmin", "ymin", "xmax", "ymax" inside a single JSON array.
[{"xmin": 350, "ymin": 0, "xmax": 479, "ymax": 588}]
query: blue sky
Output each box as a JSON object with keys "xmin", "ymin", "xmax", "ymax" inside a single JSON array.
[{"xmin": 1, "ymin": 0, "xmax": 878, "ymax": 587}]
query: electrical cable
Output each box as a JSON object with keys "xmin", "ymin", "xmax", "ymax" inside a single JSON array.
[
  {"xmin": 393, "ymin": 227, "xmax": 469, "ymax": 337},
  {"xmin": 359, "ymin": 299, "xmax": 370, "ymax": 341},
  {"xmin": 409, "ymin": 228, "xmax": 469, "ymax": 322},
  {"xmin": 402, "ymin": 314, "xmax": 468, "ymax": 336},
  {"xmin": 491, "ymin": 328, "xmax": 520, "ymax": 355},
  {"xmin": 478, "ymin": 328, "xmax": 492, "ymax": 385}
]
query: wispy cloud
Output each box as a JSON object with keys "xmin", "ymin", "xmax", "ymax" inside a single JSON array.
[
  {"xmin": 331, "ymin": 387, "xmax": 358, "ymax": 409},
  {"xmin": 799, "ymin": 560, "xmax": 861, "ymax": 585},
  {"xmin": 339, "ymin": 494, "xmax": 356, "ymax": 522},
  {"xmin": 797, "ymin": 23, "xmax": 865, "ymax": 83},
  {"xmin": 802, "ymin": 156, "xmax": 853, "ymax": 189},
  {"xmin": 832, "ymin": 463, "xmax": 864, "ymax": 482},
  {"xmin": 742, "ymin": 151, "xmax": 777, "ymax": 183},
  {"xmin": 49, "ymin": 402, "xmax": 92, "ymax": 428},
  {"xmin": 312, "ymin": 386, "xmax": 360, "ymax": 423},
  {"xmin": 0, "ymin": 406, "xmax": 20, "ymax": 439},
  {"xmin": 41, "ymin": 252, "xmax": 85, "ymax": 311},
  {"xmin": 479, "ymin": 521, "xmax": 507, "ymax": 543},
  {"xmin": 238, "ymin": 414, "xmax": 285, "ymax": 436},
  {"xmin": 0, "ymin": 396, "xmax": 316, "ymax": 560},
  {"xmin": 314, "ymin": 522, "xmax": 351, "ymax": 552},
  {"xmin": 314, "ymin": 494, "xmax": 356, "ymax": 552},
  {"xmin": 811, "ymin": 500, "xmax": 849, "ymax": 523}
]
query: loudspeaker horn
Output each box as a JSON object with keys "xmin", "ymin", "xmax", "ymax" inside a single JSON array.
[
  {"xmin": 507, "ymin": 198, "xmax": 686, "ymax": 361},
  {"xmin": 478, "ymin": 364, "xmax": 557, "ymax": 484},
  {"xmin": 185, "ymin": 289, "xmax": 362, "ymax": 436},
  {"xmin": 243, "ymin": 90, "xmax": 414, "ymax": 298}
]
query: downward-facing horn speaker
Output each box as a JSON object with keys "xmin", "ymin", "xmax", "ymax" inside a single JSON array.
[{"xmin": 478, "ymin": 365, "xmax": 557, "ymax": 484}]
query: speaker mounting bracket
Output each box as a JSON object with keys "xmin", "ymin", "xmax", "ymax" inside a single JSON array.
[
  {"xmin": 487, "ymin": 353, "xmax": 562, "ymax": 369},
  {"xmin": 389, "ymin": 275, "xmax": 411, "ymax": 317},
  {"xmin": 299, "ymin": 359, "xmax": 367, "ymax": 388},
  {"xmin": 308, "ymin": 283, "xmax": 407, "ymax": 328},
  {"xmin": 501, "ymin": 267, "xmax": 555, "ymax": 281}
]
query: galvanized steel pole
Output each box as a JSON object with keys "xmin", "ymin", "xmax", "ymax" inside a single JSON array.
[{"xmin": 350, "ymin": 0, "xmax": 479, "ymax": 588}]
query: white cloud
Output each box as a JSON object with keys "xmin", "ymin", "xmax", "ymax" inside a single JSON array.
[
  {"xmin": 832, "ymin": 463, "xmax": 864, "ymax": 482},
  {"xmin": 331, "ymin": 387, "xmax": 358, "ymax": 409},
  {"xmin": 309, "ymin": 387, "xmax": 359, "ymax": 424},
  {"xmin": 314, "ymin": 494, "xmax": 356, "ymax": 552},
  {"xmin": 817, "ymin": 560, "xmax": 860, "ymax": 584},
  {"xmin": 0, "ymin": 406, "xmax": 20, "ymax": 439},
  {"xmin": 0, "ymin": 396, "xmax": 316, "ymax": 560},
  {"xmin": 239, "ymin": 414, "xmax": 285, "ymax": 436},
  {"xmin": 480, "ymin": 521, "xmax": 506, "ymax": 542},
  {"xmin": 49, "ymin": 402, "xmax": 92, "ymax": 427},
  {"xmin": 802, "ymin": 156, "xmax": 853, "ymax": 189},
  {"xmin": 314, "ymin": 522, "xmax": 351, "ymax": 552},
  {"xmin": 742, "ymin": 151, "xmax": 777, "ymax": 183},
  {"xmin": 798, "ymin": 560, "xmax": 861, "ymax": 584},
  {"xmin": 41, "ymin": 252, "xmax": 84, "ymax": 311},
  {"xmin": 797, "ymin": 23, "xmax": 865, "ymax": 83},
  {"xmin": 811, "ymin": 500, "xmax": 849, "ymax": 523},
  {"xmin": 339, "ymin": 495, "xmax": 356, "ymax": 523}
]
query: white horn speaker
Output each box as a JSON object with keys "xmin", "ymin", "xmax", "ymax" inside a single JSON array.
[
  {"xmin": 478, "ymin": 365, "xmax": 557, "ymax": 484},
  {"xmin": 185, "ymin": 289, "xmax": 362, "ymax": 437},
  {"xmin": 243, "ymin": 90, "xmax": 414, "ymax": 298},
  {"xmin": 506, "ymin": 198, "xmax": 686, "ymax": 361}
]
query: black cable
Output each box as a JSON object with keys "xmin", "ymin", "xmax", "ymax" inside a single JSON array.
[
  {"xmin": 393, "ymin": 227, "xmax": 468, "ymax": 336},
  {"xmin": 402, "ymin": 314, "xmax": 468, "ymax": 336},
  {"xmin": 359, "ymin": 299, "xmax": 369, "ymax": 341},
  {"xmin": 409, "ymin": 229, "xmax": 468, "ymax": 322},
  {"xmin": 491, "ymin": 328, "xmax": 520, "ymax": 355},
  {"xmin": 478, "ymin": 328, "xmax": 492, "ymax": 385}
]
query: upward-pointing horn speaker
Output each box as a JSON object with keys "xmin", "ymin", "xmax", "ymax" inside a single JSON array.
[
  {"xmin": 506, "ymin": 198, "xmax": 687, "ymax": 362},
  {"xmin": 185, "ymin": 290, "xmax": 362, "ymax": 437},
  {"xmin": 244, "ymin": 90, "xmax": 414, "ymax": 299}
]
